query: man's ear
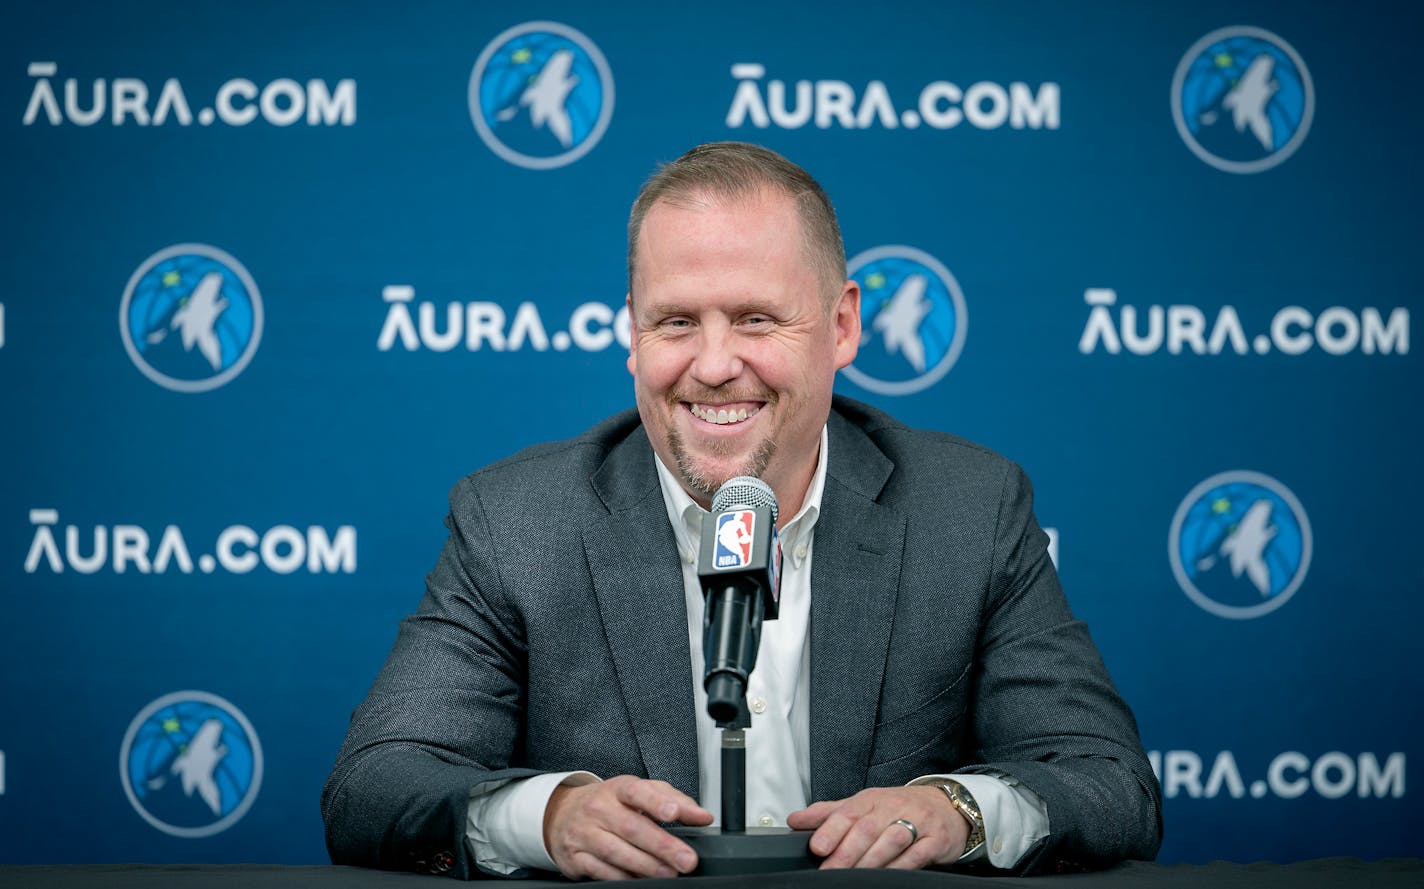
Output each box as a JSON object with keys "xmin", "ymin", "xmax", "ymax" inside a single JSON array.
[
  {"xmin": 833, "ymin": 280, "xmax": 861, "ymax": 369},
  {"xmin": 625, "ymin": 293, "xmax": 638, "ymax": 377}
]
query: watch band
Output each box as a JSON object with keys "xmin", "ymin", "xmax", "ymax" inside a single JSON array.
[{"xmin": 929, "ymin": 778, "xmax": 986, "ymax": 860}]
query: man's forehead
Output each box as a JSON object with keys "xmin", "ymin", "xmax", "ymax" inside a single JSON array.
[{"xmin": 640, "ymin": 194, "xmax": 805, "ymax": 267}]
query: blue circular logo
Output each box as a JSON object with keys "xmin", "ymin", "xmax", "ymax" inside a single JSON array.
[
  {"xmin": 1172, "ymin": 25, "xmax": 1315, "ymax": 174},
  {"xmin": 842, "ymin": 246, "xmax": 967, "ymax": 396},
  {"xmin": 119, "ymin": 244, "xmax": 263, "ymax": 393},
  {"xmin": 1169, "ymin": 471, "xmax": 1312, "ymax": 619},
  {"xmin": 119, "ymin": 690, "xmax": 263, "ymax": 838},
  {"xmin": 468, "ymin": 21, "xmax": 615, "ymax": 170}
]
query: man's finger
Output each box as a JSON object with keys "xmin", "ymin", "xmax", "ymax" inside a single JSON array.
[
  {"xmin": 583, "ymin": 826, "xmax": 681, "ymax": 879},
  {"xmin": 569, "ymin": 849, "xmax": 635, "ymax": 882},
  {"xmin": 616, "ymin": 778, "xmax": 712, "ymax": 825},
  {"xmin": 804, "ymin": 807, "xmax": 855, "ymax": 858},
  {"xmin": 887, "ymin": 836, "xmax": 945, "ymax": 872},
  {"xmin": 625, "ymin": 822, "xmax": 698, "ymax": 874},
  {"xmin": 852, "ymin": 819, "xmax": 919, "ymax": 869},
  {"xmin": 817, "ymin": 810, "xmax": 883, "ymax": 868},
  {"xmin": 786, "ymin": 800, "xmax": 836, "ymax": 830}
]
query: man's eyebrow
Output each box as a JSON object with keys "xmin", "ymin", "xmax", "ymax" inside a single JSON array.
[
  {"xmin": 643, "ymin": 299, "xmax": 778, "ymax": 316},
  {"xmin": 644, "ymin": 302, "xmax": 689, "ymax": 315}
]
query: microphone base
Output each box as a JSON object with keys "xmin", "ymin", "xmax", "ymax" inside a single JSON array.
[{"xmin": 668, "ymin": 826, "xmax": 819, "ymax": 876}]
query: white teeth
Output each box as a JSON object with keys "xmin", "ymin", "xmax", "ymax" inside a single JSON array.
[{"xmin": 692, "ymin": 404, "xmax": 760, "ymax": 425}]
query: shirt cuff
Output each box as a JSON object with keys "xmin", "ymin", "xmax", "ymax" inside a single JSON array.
[
  {"xmin": 466, "ymin": 771, "xmax": 601, "ymax": 876},
  {"xmin": 909, "ymin": 770, "xmax": 1049, "ymax": 869}
]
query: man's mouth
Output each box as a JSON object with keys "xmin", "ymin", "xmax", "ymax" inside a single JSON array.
[{"xmin": 688, "ymin": 403, "xmax": 762, "ymax": 426}]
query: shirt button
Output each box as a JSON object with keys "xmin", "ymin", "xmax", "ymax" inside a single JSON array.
[
  {"xmin": 750, "ymin": 697, "xmax": 767, "ymax": 715},
  {"xmin": 795, "ymin": 544, "xmax": 808, "ymax": 560},
  {"xmin": 682, "ymin": 550, "xmax": 694, "ymax": 565},
  {"xmin": 992, "ymin": 836, "xmax": 1003, "ymax": 855},
  {"xmin": 758, "ymin": 815, "xmax": 774, "ymax": 827}
]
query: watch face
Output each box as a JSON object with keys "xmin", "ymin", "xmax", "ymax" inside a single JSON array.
[{"xmin": 951, "ymin": 783, "xmax": 981, "ymax": 817}]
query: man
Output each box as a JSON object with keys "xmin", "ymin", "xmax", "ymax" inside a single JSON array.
[{"xmin": 322, "ymin": 143, "xmax": 1162, "ymax": 879}]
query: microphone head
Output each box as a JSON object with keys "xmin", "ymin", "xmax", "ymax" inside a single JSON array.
[{"xmin": 712, "ymin": 476, "xmax": 779, "ymax": 526}]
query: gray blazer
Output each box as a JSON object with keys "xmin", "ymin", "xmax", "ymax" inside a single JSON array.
[{"xmin": 322, "ymin": 396, "xmax": 1162, "ymax": 877}]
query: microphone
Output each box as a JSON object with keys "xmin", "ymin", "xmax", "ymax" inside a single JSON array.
[
  {"xmin": 698, "ymin": 476, "xmax": 781, "ymax": 725},
  {"xmin": 674, "ymin": 477, "xmax": 817, "ymax": 868}
]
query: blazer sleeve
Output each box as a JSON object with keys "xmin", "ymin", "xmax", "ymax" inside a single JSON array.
[
  {"xmin": 959, "ymin": 462, "xmax": 1163, "ymax": 873},
  {"xmin": 321, "ymin": 476, "xmax": 543, "ymax": 879}
]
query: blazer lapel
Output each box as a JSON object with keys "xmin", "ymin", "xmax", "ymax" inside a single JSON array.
[
  {"xmin": 584, "ymin": 429, "xmax": 700, "ymax": 799},
  {"xmin": 809, "ymin": 410, "xmax": 905, "ymax": 802}
]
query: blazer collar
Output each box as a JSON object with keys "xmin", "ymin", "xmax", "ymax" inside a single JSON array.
[
  {"xmin": 809, "ymin": 407, "xmax": 905, "ymax": 801},
  {"xmin": 584, "ymin": 423, "xmax": 700, "ymax": 798}
]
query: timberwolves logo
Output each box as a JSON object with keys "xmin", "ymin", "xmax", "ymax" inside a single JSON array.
[
  {"xmin": 1172, "ymin": 26, "xmax": 1315, "ymax": 174},
  {"xmin": 119, "ymin": 690, "xmax": 263, "ymax": 838},
  {"xmin": 119, "ymin": 244, "xmax": 263, "ymax": 393},
  {"xmin": 468, "ymin": 21, "xmax": 615, "ymax": 170},
  {"xmin": 842, "ymin": 246, "xmax": 967, "ymax": 396},
  {"xmin": 1169, "ymin": 471, "xmax": 1313, "ymax": 619}
]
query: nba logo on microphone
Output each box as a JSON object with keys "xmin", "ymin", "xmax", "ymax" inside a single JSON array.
[{"xmin": 713, "ymin": 511, "xmax": 756, "ymax": 569}]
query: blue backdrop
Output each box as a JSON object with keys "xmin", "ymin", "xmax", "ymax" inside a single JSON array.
[{"xmin": 2, "ymin": 0, "xmax": 1419, "ymax": 868}]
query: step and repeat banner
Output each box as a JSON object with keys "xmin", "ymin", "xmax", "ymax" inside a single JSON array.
[{"xmin": 2, "ymin": 0, "xmax": 1419, "ymax": 869}]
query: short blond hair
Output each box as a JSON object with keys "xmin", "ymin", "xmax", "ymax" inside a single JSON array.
[{"xmin": 627, "ymin": 142, "xmax": 846, "ymax": 307}]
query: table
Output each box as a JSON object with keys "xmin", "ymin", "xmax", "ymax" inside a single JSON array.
[{"xmin": 1, "ymin": 859, "xmax": 1421, "ymax": 889}]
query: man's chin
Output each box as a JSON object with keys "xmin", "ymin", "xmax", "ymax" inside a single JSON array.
[
  {"xmin": 666, "ymin": 456, "xmax": 725, "ymax": 500},
  {"xmin": 672, "ymin": 444, "xmax": 775, "ymax": 501}
]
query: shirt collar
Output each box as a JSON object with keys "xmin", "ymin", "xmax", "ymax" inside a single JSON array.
[{"xmin": 653, "ymin": 425, "xmax": 829, "ymax": 565}]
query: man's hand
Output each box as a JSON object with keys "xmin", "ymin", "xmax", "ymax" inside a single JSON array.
[
  {"xmin": 787, "ymin": 786, "xmax": 968, "ymax": 870},
  {"xmin": 543, "ymin": 776, "xmax": 713, "ymax": 880}
]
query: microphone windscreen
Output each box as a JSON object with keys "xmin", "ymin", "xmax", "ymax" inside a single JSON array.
[{"xmin": 712, "ymin": 476, "xmax": 779, "ymax": 525}]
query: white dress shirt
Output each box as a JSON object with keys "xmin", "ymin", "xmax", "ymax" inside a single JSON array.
[{"xmin": 466, "ymin": 427, "xmax": 1048, "ymax": 874}]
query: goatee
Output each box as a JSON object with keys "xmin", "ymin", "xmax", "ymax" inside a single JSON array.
[{"xmin": 668, "ymin": 427, "xmax": 777, "ymax": 499}]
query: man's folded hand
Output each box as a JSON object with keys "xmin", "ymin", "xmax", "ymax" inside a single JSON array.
[
  {"xmin": 543, "ymin": 776, "xmax": 714, "ymax": 880},
  {"xmin": 789, "ymin": 785, "xmax": 968, "ymax": 870}
]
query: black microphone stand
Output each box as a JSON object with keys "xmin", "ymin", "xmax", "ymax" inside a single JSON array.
[
  {"xmin": 672, "ymin": 592, "xmax": 818, "ymax": 875},
  {"xmin": 718, "ymin": 703, "xmax": 749, "ymax": 835},
  {"xmin": 671, "ymin": 693, "xmax": 818, "ymax": 875}
]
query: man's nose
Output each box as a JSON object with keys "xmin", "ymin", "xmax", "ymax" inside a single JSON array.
[{"xmin": 689, "ymin": 326, "xmax": 744, "ymax": 388}]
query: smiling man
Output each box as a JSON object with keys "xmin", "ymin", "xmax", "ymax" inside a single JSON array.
[
  {"xmin": 627, "ymin": 173, "xmax": 857, "ymax": 521},
  {"xmin": 323, "ymin": 143, "xmax": 1162, "ymax": 880}
]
